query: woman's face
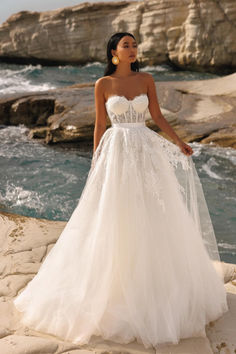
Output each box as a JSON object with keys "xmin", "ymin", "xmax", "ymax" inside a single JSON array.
[{"xmin": 111, "ymin": 35, "xmax": 138, "ymax": 63}]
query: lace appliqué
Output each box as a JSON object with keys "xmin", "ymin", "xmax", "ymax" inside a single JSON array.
[
  {"xmin": 156, "ymin": 136, "xmax": 191, "ymax": 172},
  {"xmin": 122, "ymin": 136, "xmax": 166, "ymax": 213},
  {"xmin": 147, "ymin": 131, "xmax": 191, "ymax": 173},
  {"xmin": 89, "ymin": 123, "xmax": 190, "ymax": 213},
  {"xmin": 143, "ymin": 132, "xmax": 192, "ymax": 211},
  {"xmin": 144, "ymin": 169, "xmax": 166, "ymax": 213},
  {"xmin": 154, "ymin": 137, "xmax": 191, "ymax": 200},
  {"xmin": 177, "ymin": 183, "xmax": 186, "ymax": 196},
  {"xmin": 88, "ymin": 130, "xmax": 113, "ymax": 193},
  {"xmin": 108, "ymin": 106, "xmax": 148, "ymax": 124}
]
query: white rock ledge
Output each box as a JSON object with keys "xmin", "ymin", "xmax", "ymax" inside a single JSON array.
[{"xmin": 0, "ymin": 211, "xmax": 235, "ymax": 353}]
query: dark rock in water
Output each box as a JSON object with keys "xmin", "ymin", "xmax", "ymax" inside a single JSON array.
[
  {"xmin": 28, "ymin": 126, "xmax": 49, "ymax": 139},
  {"xmin": 0, "ymin": 94, "xmax": 55, "ymax": 127},
  {"xmin": 0, "ymin": 74, "xmax": 235, "ymax": 149},
  {"xmin": 10, "ymin": 97, "xmax": 55, "ymax": 126},
  {"xmin": 201, "ymin": 127, "xmax": 236, "ymax": 149}
]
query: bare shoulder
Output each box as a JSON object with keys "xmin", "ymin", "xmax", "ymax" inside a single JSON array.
[
  {"xmin": 95, "ymin": 76, "xmax": 111, "ymax": 97},
  {"xmin": 137, "ymin": 72, "xmax": 155, "ymax": 91},
  {"xmin": 95, "ymin": 76, "xmax": 110, "ymax": 90},
  {"xmin": 138, "ymin": 71, "xmax": 154, "ymax": 83}
]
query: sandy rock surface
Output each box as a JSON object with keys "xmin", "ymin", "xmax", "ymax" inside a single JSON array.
[{"xmin": 0, "ymin": 211, "xmax": 236, "ymax": 353}]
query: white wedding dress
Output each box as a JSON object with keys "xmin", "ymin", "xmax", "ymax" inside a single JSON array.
[{"xmin": 13, "ymin": 93, "xmax": 229, "ymax": 349}]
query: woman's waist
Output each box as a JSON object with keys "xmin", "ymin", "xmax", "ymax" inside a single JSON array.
[{"xmin": 111, "ymin": 122, "xmax": 146, "ymax": 128}]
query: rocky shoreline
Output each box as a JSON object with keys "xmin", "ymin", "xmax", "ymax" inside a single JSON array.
[
  {"xmin": 0, "ymin": 0, "xmax": 235, "ymax": 73},
  {"xmin": 0, "ymin": 211, "xmax": 236, "ymax": 353},
  {"xmin": 0, "ymin": 73, "xmax": 235, "ymax": 149}
]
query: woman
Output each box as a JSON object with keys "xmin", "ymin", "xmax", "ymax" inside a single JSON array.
[{"xmin": 13, "ymin": 32, "xmax": 228, "ymax": 349}]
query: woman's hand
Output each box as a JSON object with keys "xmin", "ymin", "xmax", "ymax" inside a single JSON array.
[{"xmin": 176, "ymin": 139, "xmax": 193, "ymax": 156}]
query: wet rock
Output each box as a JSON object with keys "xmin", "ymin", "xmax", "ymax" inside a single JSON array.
[
  {"xmin": 201, "ymin": 127, "xmax": 236, "ymax": 149},
  {"xmin": 10, "ymin": 97, "xmax": 55, "ymax": 126},
  {"xmin": 0, "ymin": 74, "xmax": 235, "ymax": 148}
]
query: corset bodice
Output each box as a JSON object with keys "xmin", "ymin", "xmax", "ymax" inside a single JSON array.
[{"xmin": 105, "ymin": 94, "xmax": 149, "ymax": 126}]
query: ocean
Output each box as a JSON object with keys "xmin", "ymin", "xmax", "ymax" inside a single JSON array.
[{"xmin": 0, "ymin": 62, "xmax": 235, "ymax": 264}]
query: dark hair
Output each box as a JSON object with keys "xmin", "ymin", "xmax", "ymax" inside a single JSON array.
[{"xmin": 103, "ymin": 32, "xmax": 140, "ymax": 76}]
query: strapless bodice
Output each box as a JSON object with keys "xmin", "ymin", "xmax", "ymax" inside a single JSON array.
[{"xmin": 105, "ymin": 94, "xmax": 149, "ymax": 126}]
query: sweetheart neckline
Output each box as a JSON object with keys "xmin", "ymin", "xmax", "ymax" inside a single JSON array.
[{"xmin": 105, "ymin": 93, "xmax": 148, "ymax": 105}]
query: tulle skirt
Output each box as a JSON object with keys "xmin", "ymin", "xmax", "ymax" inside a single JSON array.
[{"xmin": 13, "ymin": 122, "xmax": 228, "ymax": 349}]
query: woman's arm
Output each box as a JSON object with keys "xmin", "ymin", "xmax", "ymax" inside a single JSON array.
[
  {"xmin": 146, "ymin": 73, "xmax": 193, "ymax": 156},
  {"xmin": 93, "ymin": 78, "xmax": 108, "ymax": 154}
]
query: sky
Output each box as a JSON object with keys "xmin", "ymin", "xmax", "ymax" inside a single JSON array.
[{"xmin": 0, "ymin": 0, "xmax": 121, "ymax": 24}]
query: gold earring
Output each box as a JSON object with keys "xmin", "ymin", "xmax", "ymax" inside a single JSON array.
[{"xmin": 112, "ymin": 55, "xmax": 119, "ymax": 65}]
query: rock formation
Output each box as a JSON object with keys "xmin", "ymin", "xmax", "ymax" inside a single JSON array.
[
  {"xmin": 0, "ymin": 0, "xmax": 235, "ymax": 72},
  {"xmin": 0, "ymin": 73, "xmax": 235, "ymax": 148},
  {"xmin": 0, "ymin": 211, "xmax": 236, "ymax": 353}
]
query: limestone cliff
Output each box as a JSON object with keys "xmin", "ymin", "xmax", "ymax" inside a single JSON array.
[{"xmin": 0, "ymin": 0, "xmax": 235, "ymax": 72}]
